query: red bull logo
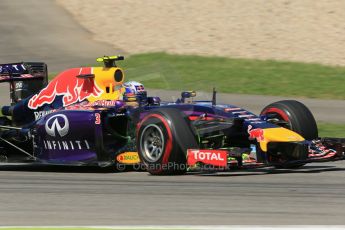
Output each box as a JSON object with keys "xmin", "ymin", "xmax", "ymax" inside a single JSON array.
[
  {"xmin": 247, "ymin": 125, "xmax": 265, "ymax": 142},
  {"xmin": 28, "ymin": 67, "xmax": 103, "ymax": 109}
]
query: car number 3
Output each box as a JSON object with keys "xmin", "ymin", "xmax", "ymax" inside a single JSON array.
[{"xmin": 95, "ymin": 113, "xmax": 101, "ymax": 124}]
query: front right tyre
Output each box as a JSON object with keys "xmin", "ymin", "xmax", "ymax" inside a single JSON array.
[{"xmin": 261, "ymin": 100, "xmax": 318, "ymax": 168}]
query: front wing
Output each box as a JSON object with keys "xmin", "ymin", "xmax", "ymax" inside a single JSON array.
[{"xmin": 187, "ymin": 138, "xmax": 345, "ymax": 171}]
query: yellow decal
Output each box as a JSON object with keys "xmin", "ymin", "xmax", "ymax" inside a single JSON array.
[
  {"xmin": 116, "ymin": 152, "xmax": 140, "ymax": 164},
  {"xmin": 258, "ymin": 127, "xmax": 305, "ymax": 152}
]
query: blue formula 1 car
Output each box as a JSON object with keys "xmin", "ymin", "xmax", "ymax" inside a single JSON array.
[{"xmin": 0, "ymin": 56, "xmax": 344, "ymax": 175}]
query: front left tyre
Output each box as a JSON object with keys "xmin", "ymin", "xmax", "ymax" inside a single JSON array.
[{"xmin": 137, "ymin": 108, "xmax": 198, "ymax": 175}]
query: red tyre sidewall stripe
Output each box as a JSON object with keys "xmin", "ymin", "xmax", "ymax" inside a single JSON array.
[
  {"xmin": 137, "ymin": 113, "xmax": 173, "ymax": 173},
  {"xmin": 262, "ymin": 107, "xmax": 290, "ymax": 121}
]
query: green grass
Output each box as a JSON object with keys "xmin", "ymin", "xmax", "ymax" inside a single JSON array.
[
  {"xmin": 114, "ymin": 52, "xmax": 345, "ymax": 100},
  {"xmin": 318, "ymin": 123, "xmax": 345, "ymax": 137},
  {"xmin": 50, "ymin": 52, "xmax": 345, "ymax": 99},
  {"xmin": 46, "ymin": 53, "xmax": 345, "ymax": 136}
]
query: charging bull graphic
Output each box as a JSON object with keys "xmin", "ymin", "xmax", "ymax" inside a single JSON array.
[
  {"xmin": 28, "ymin": 67, "xmax": 103, "ymax": 109},
  {"xmin": 247, "ymin": 125, "xmax": 265, "ymax": 142}
]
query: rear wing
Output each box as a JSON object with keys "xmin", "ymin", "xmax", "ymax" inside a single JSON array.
[
  {"xmin": 0, "ymin": 62, "xmax": 47, "ymax": 82},
  {"xmin": 0, "ymin": 62, "xmax": 48, "ymax": 104}
]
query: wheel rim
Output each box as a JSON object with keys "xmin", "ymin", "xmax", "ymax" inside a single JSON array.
[
  {"xmin": 140, "ymin": 124, "xmax": 165, "ymax": 163},
  {"xmin": 265, "ymin": 112, "xmax": 292, "ymax": 130}
]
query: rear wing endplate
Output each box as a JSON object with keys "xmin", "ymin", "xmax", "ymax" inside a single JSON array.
[{"xmin": 0, "ymin": 62, "xmax": 48, "ymax": 104}]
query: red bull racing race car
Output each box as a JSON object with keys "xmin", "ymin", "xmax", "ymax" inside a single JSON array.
[{"xmin": 0, "ymin": 56, "xmax": 344, "ymax": 175}]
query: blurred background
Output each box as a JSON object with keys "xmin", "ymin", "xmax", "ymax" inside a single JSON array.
[
  {"xmin": 59, "ymin": 0, "xmax": 345, "ymax": 66},
  {"xmin": 1, "ymin": 0, "xmax": 345, "ymax": 135}
]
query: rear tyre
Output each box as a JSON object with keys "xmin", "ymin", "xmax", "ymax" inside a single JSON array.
[
  {"xmin": 137, "ymin": 108, "xmax": 198, "ymax": 175},
  {"xmin": 261, "ymin": 100, "xmax": 318, "ymax": 168}
]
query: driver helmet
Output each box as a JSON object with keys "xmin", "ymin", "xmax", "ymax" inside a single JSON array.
[{"xmin": 123, "ymin": 81, "xmax": 147, "ymax": 105}]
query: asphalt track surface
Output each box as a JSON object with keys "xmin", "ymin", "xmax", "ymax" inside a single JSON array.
[
  {"xmin": 0, "ymin": 162, "xmax": 345, "ymax": 225},
  {"xmin": 0, "ymin": 0, "xmax": 345, "ymax": 226}
]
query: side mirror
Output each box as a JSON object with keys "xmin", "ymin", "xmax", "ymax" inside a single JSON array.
[
  {"xmin": 147, "ymin": 97, "xmax": 160, "ymax": 106},
  {"xmin": 181, "ymin": 91, "xmax": 196, "ymax": 103}
]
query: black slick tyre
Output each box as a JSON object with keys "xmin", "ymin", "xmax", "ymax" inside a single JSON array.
[
  {"xmin": 137, "ymin": 108, "xmax": 198, "ymax": 175},
  {"xmin": 260, "ymin": 100, "xmax": 318, "ymax": 168}
]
